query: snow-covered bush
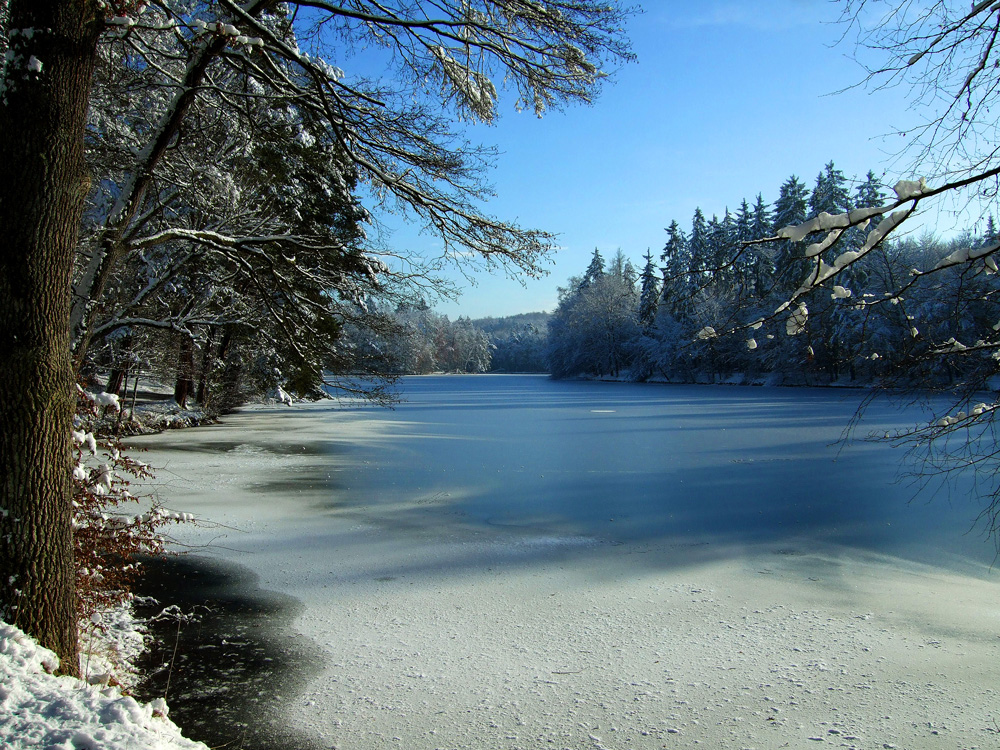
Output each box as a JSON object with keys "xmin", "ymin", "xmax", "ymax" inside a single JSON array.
[{"xmin": 73, "ymin": 385, "xmax": 191, "ymax": 627}]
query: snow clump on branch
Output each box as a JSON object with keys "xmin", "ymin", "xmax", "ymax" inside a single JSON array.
[
  {"xmin": 893, "ymin": 177, "xmax": 927, "ymax": 200},
  {"xmin": 431, "ymin": 45, "xmax": 498, "ymax": 122},
  {"xmin": 786, "ymin": 302, "xmax": 808, "ymax": 336}
]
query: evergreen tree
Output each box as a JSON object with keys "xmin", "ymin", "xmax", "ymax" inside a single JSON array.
[
  {"xmin": 773, "ymin": 175, "xmax": 809, "ymax": 231},
  {"xmin": 748, "ymin": 193, "xmax": 774, "ymax": 297},
  {"xmin": 804, "ymin": 163, "xmax": 852, "ymax": 381},
  {"xmin": 750, "ymin": 194, "xmax": 772, "ymax": 241},
  {"xmin": 809, "ymin": 161, "xmax": 852, "ymax": 216},
  {"xmin": 735, "ymin": 200, "xmax": 753, "ymax": 246},
  {"xmin": 582, "ymin": 248, "xmax": 606, "ymax": 288},
  {"xmin": 660, "ymin": 220, "xmax": 691, "ymax": 319},
  {"xmin": 772, "ymin": 175, "xmax": 810, "ymax": 293},
  {"xmin": 854, "ymin": 170, "xmax": 887, "ymax": 210},
  {"xmin": 835, "ymin": 169, "xmax": 888, "ymax": 294},
  {"xmin": 688, "ymin": 208, "xmax": 710, "ymax": 277},
  {"xmin": 706, "ymin": 212, "xmax": 733, "ymax": 286},
  {"xmin": 721, "ymin": 208, "xmax": 739, "ymax": 282},
  {"xmin": 733, "ymin": 200, "xmax": 757, "ymax": 294},
  {"xmin": 661, "ymin": 220, "xmax": 689, "ymax": 277},
  {"xmin": 723, "ymin": 208, "xmax": 738, "ymax": 244},
  {"xmin": 638, "ymin": 250, "xmax": 660, "ymax": 331}
]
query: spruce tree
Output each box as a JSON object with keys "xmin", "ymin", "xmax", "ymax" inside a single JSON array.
[
  {"xmin": 750, "ymin": 194, "xmax": 772, "ymax": 241},
  {"xmin": 660, "ymin": 220, "xmax": 691, "ymax": 319},
  {"xmin": 735, "ymin": 200, "xmax": 753, "ymax": 246},
  {"xmin": 638, "ymin": 250, "xmax": 660, "ymax": 331},
  {"xmin": 689, "ymin": 208, "xmax": 709, "ymax": 277},
  {"xmin": 809, "ymin": 161, "xmax": 852, "ymax": 217},
  {"xmin": 582, "ymin": 248, "xmax": 606, "ymax": 288},
  {"xmin": 733, "ymin": 199, "xmax": 758, "ymax": 294},
  {"xmin": 661, "ymin": 220, "xmax": 689, "ymax": 277},
  {"xmin": 772, "ymin": 175, "xmax": 810, "ymax": 293},
  {"xmin": 706, "ymin": 212, "xmax": 735, "ymax": 288},
  {"xmin": 854, "ymin": 170, "xmax": 887, "ymax": 210},
  {"xmin": 842, "ymin": 170, "xmax": 888, "ymax": 290},
  {"xmin": 773, "ymin": 176, "xmax": 809, "ymax": 232},
  {"xmin": 747, "ymin": 193, "xmax": 774, "ymax": 298}
]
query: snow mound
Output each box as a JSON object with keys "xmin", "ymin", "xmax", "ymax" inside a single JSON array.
[{"xmin": 0, "ymin": 620, "xmax": 207, "ymax": 750}]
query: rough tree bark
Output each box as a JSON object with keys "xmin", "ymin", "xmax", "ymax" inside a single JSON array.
[
  {"xmin": 0, "ymin": 0, "xmax": 102, "ymax": 676},
  {"xmin": 196, "ymin": 327, "xmax": 217, "ymax": 406},
  {"xmin": 173, "ymin": 334, "xmax": 195, "ymax": 409}
]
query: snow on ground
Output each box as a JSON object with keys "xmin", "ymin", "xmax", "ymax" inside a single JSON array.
[
  {"xmin": 77, "ymin": 603, "xmax": 149, "ymax": 694},
  {"xmin": 0, "ymin": 619, "xmax": 208, "ymax": 750},
  {"xmin": 124, "ymin": 383, "xmax": 1000, "ymax": 750}
]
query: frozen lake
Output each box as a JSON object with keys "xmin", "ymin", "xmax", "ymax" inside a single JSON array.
[
  {"xmin": 133, "ymin": 375, "xmax": 1000, "ymax": 749},
  {"xmin": 319, "ymin": 375, "xmax": 993, "ymax": 566}
]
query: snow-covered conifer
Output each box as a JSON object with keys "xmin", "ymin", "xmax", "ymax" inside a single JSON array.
[
  {"xmin": 638, "ymin": 250, "xmax": 660, "ymax": 331},
  {"xmin": 688, "ymin": 208, "xmax": 710, "ymax": 278},
  {"xmin": 581, "ymin": 248, "xmax": 606, "ymax": 289}
]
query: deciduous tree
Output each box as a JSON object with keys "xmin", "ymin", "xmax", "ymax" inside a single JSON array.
[
  {"xmin": 0, "ymin": 0, "xmax": 634, "ymax": 669},
  {"xmin": 0, "ymin": 0, "xmax": 103, "ymax": 677}
]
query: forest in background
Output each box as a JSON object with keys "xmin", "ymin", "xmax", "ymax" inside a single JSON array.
[
  {"xmin": 547, "ymin": 161, "xmax": 1000, "ymax": 389},
  {"xmin": 349, "ymin": 307, "xmax": 550, "ymax": 375}
]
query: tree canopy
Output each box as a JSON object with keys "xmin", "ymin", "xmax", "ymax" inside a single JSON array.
[{"xmin": 0, "ymin": 0, "xmax": 635, "ymax": 671}]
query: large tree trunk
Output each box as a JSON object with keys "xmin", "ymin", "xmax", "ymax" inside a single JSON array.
[
  {"xmin": 174, "ymin": 334, "xmax": 196, "ymax": 409},
  {"xmin": 196, "ymin": 327, "xmax": 217, "ymax": 406},
  {"xmin": 106, "ymin": 366, "xmax": 127, "ymax": 397},
  {"xmin": 0, "ymin": 0, "xmax": 101, "ymax": 676}
]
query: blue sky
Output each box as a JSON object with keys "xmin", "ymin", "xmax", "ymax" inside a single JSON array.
[{"xmin": 372, "ymin": 2, "xmax": 921, "ymax": 319}]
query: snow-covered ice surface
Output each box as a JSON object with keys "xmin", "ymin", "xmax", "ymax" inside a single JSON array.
[{"xmin": 130, "ymin": 375, "xmax": 1000, "ymax": 749}]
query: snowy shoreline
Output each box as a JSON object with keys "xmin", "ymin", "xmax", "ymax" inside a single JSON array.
[
  {"xmin": 0, "ymin": 618, "xmax": 209, "ymax": 750},
  {"xmin": 6, "ymin": 539, "xmax": 999, "ymax": 750}
]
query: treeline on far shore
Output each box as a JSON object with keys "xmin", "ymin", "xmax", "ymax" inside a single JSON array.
[{"xmin": 354, "ymin": 304, "xmax": 550, "ymax": 375}]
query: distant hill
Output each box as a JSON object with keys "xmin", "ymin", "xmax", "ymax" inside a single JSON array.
[{"xmin": 470, "ymin": 311, "xmax": 551, "ymax": 333}]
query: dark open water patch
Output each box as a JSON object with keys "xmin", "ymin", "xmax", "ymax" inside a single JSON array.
[{"xmin": 133, "ymin": 555, "xmax": 326, "ymax": 750}]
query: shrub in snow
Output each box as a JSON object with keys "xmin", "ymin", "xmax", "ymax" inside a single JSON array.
[{"xmin": 72, "ymin": 386, "xmax": 192, "ymax": 638}]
